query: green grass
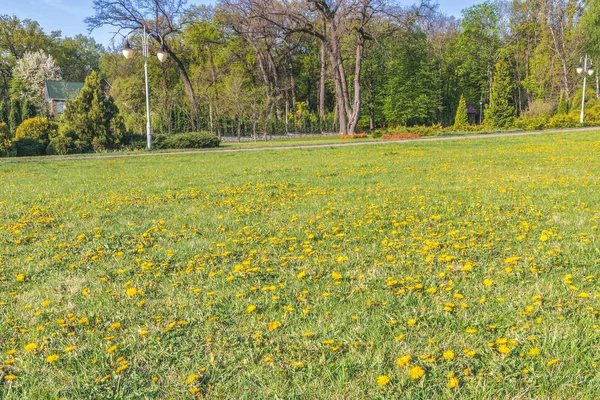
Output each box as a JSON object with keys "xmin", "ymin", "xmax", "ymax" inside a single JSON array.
[{"xmin": 1, "ymin": 131, "xmax": 600, "ymax": 398}]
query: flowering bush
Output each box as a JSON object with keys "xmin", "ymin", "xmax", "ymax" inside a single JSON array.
[{"xmin": 340, "ymin": 133, "xmax": 368, "ymax": 139}]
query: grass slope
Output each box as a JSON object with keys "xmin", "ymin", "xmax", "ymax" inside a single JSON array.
[{"xmin": 1, "ymin": 131, "xmax": 600, "ymax": 398}]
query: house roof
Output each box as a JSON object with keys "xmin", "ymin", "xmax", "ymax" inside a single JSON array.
[{"xmin": 45, "ymin": 81, "xmax": 84, "ymax": 101}]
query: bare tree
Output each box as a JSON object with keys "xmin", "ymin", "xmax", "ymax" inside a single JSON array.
[{"xmin": 86, "ymin": 0, "xmax": 199, "ymax": 129}]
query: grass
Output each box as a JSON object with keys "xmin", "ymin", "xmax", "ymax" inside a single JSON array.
[{"xmin": 1, "ymin": 130, "xmax": 600, "ymax": 398}]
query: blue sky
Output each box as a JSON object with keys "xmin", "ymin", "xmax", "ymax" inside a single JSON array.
[{"xmin": 2, "ymin": 0, "xmax": 481, "ymax": 47}]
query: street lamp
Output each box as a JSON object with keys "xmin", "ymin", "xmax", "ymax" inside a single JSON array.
[
  {"xmin": 122, "ymin": 26, "xmax": 168, "ymax": 150},
  {"xmin": 576, "ymin": 54, "xmax": 594, "ymax": 124}
]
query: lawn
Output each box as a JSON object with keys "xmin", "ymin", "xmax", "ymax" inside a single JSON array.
[{"xmin": 1, "ymin": 131, "xmax": 600, "ymax": 399}]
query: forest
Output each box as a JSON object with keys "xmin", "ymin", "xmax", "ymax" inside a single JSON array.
[{"xmin": 1, "ymin": 0, "xmax": 600, "ymax": 144}]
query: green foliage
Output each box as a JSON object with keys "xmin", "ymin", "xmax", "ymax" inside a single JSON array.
[
  {"xmin": 514, "ymin": 116, "xmax": 548, "ymax": 131},
  {"xmin": 557, "ymin": 91, "xmax": 568, "ymax": 115},
  {"xmin": 154, "ymin": 132, "xmax": 221, "ymax": 149},
  {"xmin": 46, "ymin": 134, "xmax": 76, "ymax": 155},
  {"xmin": 453, "ymin": 95, "xmax": 469, "ymax": 128},
  {"xmin": 570, "ymin": 87, "xmax": 597, "ymax": 112},
  {"xmin": 62, "ymin": 70, "xmax": 127, "ymax": 151},
  {"xmin": 9, "ymin": 98, "xmax": 22, "ymax": 135},
  {"xmin": 12, "ymin": 137, "xmax": 46, "ymax": 156},
  {"xmin": 0, "ymin": 101, "xmax": 8, "ymax": 124},
  {"xmin": 383, "ymin": 30, "xmax": 442, "ymax": 126},
  {"xmin": 487, "ymin": 60, "xmax": 515, "ymax": 128},
  {"xmin": 14, "ymin": 116, "xmax": 58, "ymax": 148},
  {"xmin": 546, "ymin": 113, "xmax": 580, "ymax": 129},
  {"xmin": 0, "ymin": 122, "xmax": 11, "ymax": 155},
  {"xmin": 21, "ymin": 99, "xmax": 36, "ymax": 121}
]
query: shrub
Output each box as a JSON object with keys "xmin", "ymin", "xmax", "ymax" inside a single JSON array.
[
  {"xmin": 0, "ymin": 122, "xmax": 11, "ymax": 156},
  {"xmin": 381, "ymin": 133, "xmax": 420, "ymax": 140},
  {"xmin": 155, "ymin": 132, "xmax": 221, "ymax": 150},
  {"xmin": 14, "ymin": 116, "xmax": 58, "ymax": 148},
  {"xmin": 13, "ymin": 137, "xmax": 46, "ymax": 157},
  {"xmin": 453, "ymin": 95, "xmax": 469, "ymax": 128},
  {"xmin": 514, "ymin": 116, "xmax": 548, "ymax": 131},
  {"xmin": 522, "ymin": 100, "xmax": 555, "ymax": 118},
  {"xmin": 47, "ymin": 135, "xmax": 76, "ymax": 155},
  {"xmin": 546, "ymin": 113, "xmax": 580, "ymax": 129},
  {"xmin": 340, "ymin": 133, "xmax": 368, "ymax": 139}
]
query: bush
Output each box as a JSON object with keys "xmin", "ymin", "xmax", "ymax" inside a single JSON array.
[
  {"xmin": 154, "ymin": 132, "xmax": 221, "ymax": 150},
  {"xmin": 340, "ymin": 133, "xmax": 368, "ymax": 139},
  {"xmin": 382, "ymin": 133, "xmax": 420, "ymax": 140},
  {"xmin": 47, "ymin": 135, "xmax": 76, "ymax": 155},
  {"xmin": 0, "ymin": 122, "xmax": 11, "ymax": 156},
  {"xmin": 522, "ymin": 100, "xmax": 555, "ymax": 118},
  {"xmin": 514, "ymin": 116, "xmax": 548, "ymax": 131},
  {"xmin": 13, "ymin": 137, "xmax": 46, "ymax": 157},
  {"xmin": 547, "ymin": 113, "xmax": 580, "ymax": 129},
  {"xmin": 14, "ymin": 117, "xmax": 58, "ymax": 147}
]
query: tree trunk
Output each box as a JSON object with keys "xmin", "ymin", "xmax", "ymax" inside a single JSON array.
[
  {"xmin": 160, "ymin": 42, "xmax": 198, "ymax": 131},
  {"xmin": 319, "ymin": 23, "xmax": 327, "ymax": 118}
]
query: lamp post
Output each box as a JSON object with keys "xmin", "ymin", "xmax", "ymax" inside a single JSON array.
[
  {"xmin": 576, "ymin": 54, "xmax": 594, "ymax": 124},
  {"xmin": 122, "ymin": 26, "xmax": 168, "ymax": 150}
]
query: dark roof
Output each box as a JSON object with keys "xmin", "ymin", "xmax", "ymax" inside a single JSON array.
[{"xmin": 45, "ymin": 81, "xmax": 84, "ymax": 101}]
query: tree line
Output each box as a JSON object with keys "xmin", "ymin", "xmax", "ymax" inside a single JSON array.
[{"xmin": 1, "ymin": 0, "xmax": 600, "ymax": 141}]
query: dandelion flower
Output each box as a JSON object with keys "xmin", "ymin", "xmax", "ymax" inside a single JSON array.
[
  {"xmin": 46, "ymin": 354, "xmax": 59, "ymax": 363},
  {"xmin": 408, "ymin": 366, "xmax": 425, "ymax": 380},
  {"xmin": 376, "ymin": 375, "xmax": 390, "ymax": 386}
]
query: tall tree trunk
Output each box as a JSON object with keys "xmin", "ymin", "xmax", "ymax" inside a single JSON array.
[
  {"xmin": 319, "ymin": 22, "xmax": 327, "ymax": 118},
  {"xmin": 161, "ymin": 42, "xmax": 198, "ymax": 131}
]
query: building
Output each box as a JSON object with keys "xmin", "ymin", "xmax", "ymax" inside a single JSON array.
[{"xmin": 44, "ymin": 80, "xmax": 84, "ymax": 116}]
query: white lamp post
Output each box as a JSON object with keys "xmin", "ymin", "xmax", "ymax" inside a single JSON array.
[
  {"xmin": 577, "ymin": 54, "xmax": 594, "ymax": 124},
  {"xmin": 122, "ymin": 26, "xmax": 168, "ymax": 150}
]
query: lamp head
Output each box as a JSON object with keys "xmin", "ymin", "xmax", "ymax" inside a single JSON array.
[
  {"xmin": 122, "ymin": 40, "xmax": 133, "ymax": 59},
  {"xmin": 157, "ymin": 43, "xmax": 168, "ymax": 63}
]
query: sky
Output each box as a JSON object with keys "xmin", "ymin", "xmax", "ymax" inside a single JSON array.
[{"xmin": 2, "ymin": 0, "xmax": 482, "ymax": 48}]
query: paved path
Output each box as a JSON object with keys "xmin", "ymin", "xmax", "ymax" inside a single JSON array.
[{"xmin": 1, "ymin": 127, "xmax": 598, "ymax": 163}]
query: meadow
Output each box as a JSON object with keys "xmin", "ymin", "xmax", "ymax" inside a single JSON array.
[{"xmin": 1, "ymin": 131, "xmax": 600, "ymax": 399}]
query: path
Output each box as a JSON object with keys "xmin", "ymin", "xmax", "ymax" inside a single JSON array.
[{"xmin": 1, "ymin": 127, "xmax": 598, "ymax": 163}]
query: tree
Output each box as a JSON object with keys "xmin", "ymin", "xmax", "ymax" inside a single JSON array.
[
  {"xmin": 52, "ymin": 35, "xmax": 103, "ymax": 81},
  {"xmin": 557, "ymin": 90, "xmax": 568, "ymax": 114},
  {"xmin": 487, "ymin": 60, "xmax": 514, "ymax": 128},
  {"xmin": 21, "ymin": 99, "xmax": 36, "ymax": 121},
  {"xmin": 12, "ymin": 50, "xmax": 61, "ymax": 109},
  {"xmin": 62, "ymin": 70, "xmax": 126, "ymax": 151},
  {"xmin": 8, "ymin": 98, "xmax": 21, "ymax": 135},
  {"xmin": 86, "ymin": 0, "xmax": 199, "ymax": 130},
  {"xmin": 454, "ymin": 95, "xmax": 468, "ymax": 128},
  {"xmin": 0, "ymin": 101, "xmax": 7, "ymax": 123}
]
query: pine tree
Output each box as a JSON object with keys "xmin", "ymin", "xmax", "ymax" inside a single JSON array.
[
  {"xmin": 21, "ymin": 100, "xmax": 37, "ymax": 121},
  {"xmin": 9, "ymin": 98, "xmax": 22, "ymax": 136},
  {"xmin": 0, "ymin": 101, "xmax": 8, "ymax": 124},
  {"xmin": 487, "ymin": 60, "xmax": 515, "ymax": 128},
  {"xmin": 453, "ymin": 95, "xmax": 469, "ymax": 128},
  {"xmin": 557, "ymin": 91, "xmax": 568, "ymax": 115},
  {"xmin": 62, "ymin": 70, "xmax": 126, "ymax": 151}
]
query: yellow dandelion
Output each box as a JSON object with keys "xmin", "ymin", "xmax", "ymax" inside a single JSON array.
[
  {"xmin": 126, "ymin": 287, "xmax": 137, "ymax": 297},
  {"xmin": 376, "ymin": 375, "xmax": 391, "ymax": 386},
  {"xmin": 24, "ymin": 343, "xmax": 37, "ymax": 351},
  {"xmin": 46, "ymin": 354, "xmax": 59, "ymax": 363},
  {"xmin": 396, "ymin": 354, "xmax": 411, "ymax": 366},
  {"xmin": 247, "ymin": 304, "xmax": 257, "ymax": 313},
  {"xmin": 443, "ymin": 350, "xmax": 455, "ymax": 360},
  {"xmin": 408, "ymin": 366, "xmax": 425, "ymax": 380},
  {"xmin": 528, "ymin": 347, "xmax": 540, "ymax": 357}
]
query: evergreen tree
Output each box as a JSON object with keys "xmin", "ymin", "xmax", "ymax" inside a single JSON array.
[
  {"xmin": 487, "ymin": 60, "xmax": 514, "ymax": 128},
  {"xmin": 9, "ymin": 98, "xmax": 22, "ymax": 136},
  {"xmin": 21, "ymin": 99, "xmax": 37, "ymax": 121},
  {"xmin": 62, "ymin": 70, "xmax": 126, "ymax": 151},
  {"xmin": 453, "ymin": 95, "xmax": 469, "ymax": 128},
  {"xmin": 557, "ymin": 91, "xmax": 568, "ymax": 115},
  {"xmin": 0, "ymin": 101, "xmax": 8, "ymax": 124}
]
